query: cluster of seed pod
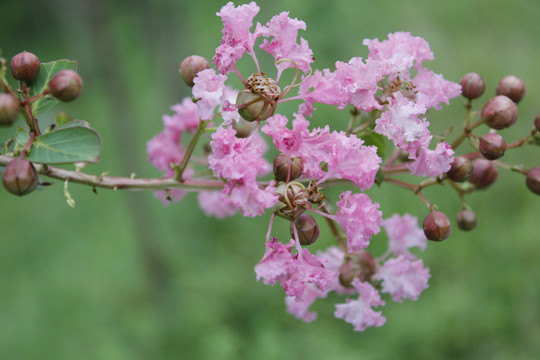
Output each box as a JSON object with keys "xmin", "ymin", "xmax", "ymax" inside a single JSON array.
[
  {"xmin": 423, "ymin": 72, "xmax": 540, "ymax": 241},
  {"xmin": 0, "ymin": 51, "xmax": 84, "ymax": 196}
]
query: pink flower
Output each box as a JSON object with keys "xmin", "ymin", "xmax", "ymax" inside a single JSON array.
[
  {"xmin": 262, "ymin": 113, "xmax": 310, "ymax": 154},
  {"xmin": 374, "ymin": 92, "xmax": 430, "ymax": 150},
  {"xmin": 213, "ymin": 2, "xmax": 261, "ymax": 74},
  {"xmin": 163, "ymin": 98, "xmax": 200, "ymax": 136},
  {"xmin": 334, "ymin": 279, "xmax": 386, "ymax": 331},
  {"xmin": 255, "ymin": 238, "xmax": 338, "ymax": 300},
  {"xmin": 285, "ymin": 284, "xmax": 326, "ymax": 323},
  {"xmin": 406, "ymin": 141, "xmax": 454, "ymax": 178},
  {"xmin": 258, "ymin": 11, "xmax": 314, "ymax": 76},
  {"xmin": 223, "ymin": 178, "xmax": 278, "ymax": 217},
  {"xmin": 297, "ymin": 69, "xmax": 345, "ymax": 117},
  {"xmin": 316, "ymin": 246, "xmax": 356, "ymax": 295},
  {"xmin": 364, "ymin": 32, "xmax": 433, "ymax": 80},
  {"xmin": 301, "ymin": 130, "xmax": 381, "ymax": 189},
  {"xmin": 208, "ymin": 125, "xmax": 270, "ymax": 181},
  {"xmin": 281, "ymin": 247, "xmax": 338, "ymax": 299},
  {"xmin": 384, "ymin": 213, "xmax": 427, "ymax": 257},
  {"xmin": 255, "ymin": 238, "xmax": 296, "ymax": 285},
  {"xmin": 413, "ymin": 69, "xmax": 462, "ymax": 110},
  {"xmin": 146, "ymin": 131, "xmax": 183, "ymax": 173},
  {"xmin": 192, "ymin": 69, "xmax": 227, "ymax": 120},
  {"xmin": 334, "ymin": 57, "xmax": 383, "ymax": 112},
  {"xmin": 335, "ymin": 191, "xmax": 383, "ymax": 252},
  {"xmin": 197, "ymin": 191, "xmax": 239, "ymax": 218},
  {"xmin": 374, "ymin": 256, "xmax": 430, "ymax": 302}
]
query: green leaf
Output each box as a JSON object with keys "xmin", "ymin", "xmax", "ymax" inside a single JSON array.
[
  {"xmin": 27, "ymin": 59, "xmax": 77, "ymax": 115},
  {"xmin": 16, "ymin": 125, "xmax": 102, "ymax": 164},
  {"xmin": 55, "ymin": 111, "xmax": 73, "ymax": 128},
  {"xmin": 361, "ymin": 131, "xmax": 387, "ymax": 160}
]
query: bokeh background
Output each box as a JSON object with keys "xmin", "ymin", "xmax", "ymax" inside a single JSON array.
[{"xmin": 1, "ymin": 0, "xmax": 540, "ymax": 359}]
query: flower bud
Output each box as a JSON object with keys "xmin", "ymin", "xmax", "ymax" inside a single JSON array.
[
  {"xmin": 2, "ymin": 157, "xmax": 39, "ymax": 196},
  {"xmin": 338, "ymin": 250, "xmax": 376, "ymax": 288},
  {"xmin": 273, "ymin": 153, "xmax": 303, "ymax": 182},
  {"xmin": 236, "ymin": 73, "xmax": 280, "ymax": 122},
  {"xmin": 179, "ymin": 55, "xmax": 211, "ymax": 87},
  {"xmin": 460, "ymin": 72, "xmax": 485, "ymax": 100},
  {"xmin": 534, "ymin": 113, "xmax": 540, "ymax": 132},
  {"xmin": 469, "ymin": 158, "xmax": 498, "ymax": 190},
  {"xmin": 525, "ymin": 167, "xmax": 540, "ymax": 196},
  {"xmin": 446, "ymin": 156, "xmax": 473, "ymax": 182},
  {"xmin": 423, "ymin": 211, "xmax": 452, "ymax": 241},
  {"xmin": 0, "ymin": 93, "xmax": 20, "ymax": 126},
  {"xmin": 49, "ymin": 70, "xmax": 83, "ymax": 102},
  {"xmin": 481, "ymin": 95, "xmax": 518, "ymax": 130},
  {"xmin": 479, "ymin": 133, "xmax": 506, "ymax": 160},
  {"xmin": 232, "ymin": 118, "xmax": 254, "ymax": 138},
  {"xmin": 290, "ymin": 213, "xmax": 319, "ymax": 246},
  {"xmin": 496, "ymin": 75, "xmax": 526, "ymax": 104},
  {"xmin": 10, "ymin": 51, "xmax": 40, "ymax": 82},
  {"xmin": 456, "ymin": 209, "xmax": 478, "ymax": 231},
  {"xmin": 237, "ymin": 89, "xmax": 277, "ymax": 122}
]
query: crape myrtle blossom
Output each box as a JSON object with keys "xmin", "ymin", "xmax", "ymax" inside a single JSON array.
[
  {"xmin": 383, "ymin": 213, "xmax": 427, "ymax": 258},
  {"xmin": 334, "ymin": 279, "xmax": 386, "ymax": 331},
  {"xmin": 262, "ymin": 114, "xmax": 382, "ymax": 189},
  {"xmin": 334, "ymin": 191, "xmax": 383, "ymax": 252},
  {"xmin": 145, "ymin": 1, "xmax": 463, "ymax": 332},
  {"xmin": 254, "ymin": 237, "xmax": 338, "ymax": 300},
  {"xmin": 374, "ymin": 256, "xmax": 431, "ymax": 303}
]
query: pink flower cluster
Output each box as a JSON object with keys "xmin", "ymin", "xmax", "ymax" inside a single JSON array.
[
  {"xmin": 146, "ymin": 1, "xmax": 461, "ymax": 331},
  {"xmin": 264, "ymin": 214, "xmax": 429, "ymax": 330}
]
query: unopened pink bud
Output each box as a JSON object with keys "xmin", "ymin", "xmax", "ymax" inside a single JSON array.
[
  {"xmin": 179, "ymin": 55, "xmax": 211, "ymax": 87},
  {"xmin": 496, "ymin": 75, "xmax": 526, "ymax": 103}
]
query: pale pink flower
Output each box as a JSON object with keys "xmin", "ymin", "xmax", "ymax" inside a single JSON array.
[
  {"xmin": 258, "ymin": 11, "xmax": 314, "ymax": 75},
  {"xmin": 197, "ymin": 191, "xmax": 239, "ymax": 218},
  {"xmin": 208, "ymin": 125, "xmax": 269, "ymax": 181},
  {"xmin": 262, "ymin": 113, "xmax": 310, "ymax": 154},
  {"xmin": 301, "ymin": 130, "xmax": 381, "ymax": 189},
  {"xmin": 334, "ymin": 57, "xmax": 383, "ymax": 112},
  {"xmin": 364, "ymin": 32, "xmax": 433, "ymax": 80},
  {"xmin": 406, "ymin": 141, "xmax": 454, "ymax": 178},
  {"xmin": 334, "ymin": 279, "xmax": 386, "ymax": 331},
  {"xmin": 255, "ymin": 238, "xmax": 296, "ymax": 285},
  {"xmin": 213, "ymin": 2, "xmax": 261, "ymax": 74},
  {"xmin": 223, "ymin": 179, "xmax": 278, "ymax": 217},
  {"xmin": 146, "ymin": 131, "xmax": 183, "ymax": 173},
  {"xmin": 374, "ymin": 256, "xmax": 430, "ymax": 302},
  {"xmin": 255, "ymin": 238, "xmax": 338, "ymax": 300},
  {"xmin": 297, "ymin": 69, "xmax": 345, "ymax": 117},
  {"xmin": 413, "ymin": 69, "xmax": 462, "ymax": 110},
  {"xmin": 192, "ymin": 69, "xmax": 227, "ymax": 120},
  {"xmin": 335, "ymin": 191, "xmax": 383, "ymax": 252},
  {"xmin": 285, "ymin": 283, "xmax": 326, "ymax": 323},
  {"xmin": 384, "ymin": 213, "xmax": 427, "ymax": 257},
  {"xmin": 374, "ymin": 92, "xmax": 430, "ymax": 150},
  {"xmin": 281, "ymin": 247, "xmax": 338, "ymax": 299},
  {"xmin": 163, "ymin": 98, "xmax": 200, "ymax": 135},
  {"xmin": 316, "ymin": 246, "xmax": 356, "ymax": 294}
]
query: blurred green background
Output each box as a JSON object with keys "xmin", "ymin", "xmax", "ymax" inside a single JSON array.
[{"xmin": 1, "ymin": 0, "xmax": 540, "ymax": 359}]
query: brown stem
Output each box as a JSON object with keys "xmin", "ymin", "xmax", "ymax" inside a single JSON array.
[{"xmin": 0, "ymin": 154, "xmax": 224, "ymax": 191}]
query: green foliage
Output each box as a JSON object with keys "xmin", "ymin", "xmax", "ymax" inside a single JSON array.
[
  {"xmin": 28, "ymin": 59, "xmax": 77, "ymax": 115},
  {"xmin": 15, "ymin": 122, "xmax": 102, "ymax": 164}
]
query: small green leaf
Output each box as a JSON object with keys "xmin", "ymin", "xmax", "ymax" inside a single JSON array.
[
  {"xmin": 27, "ymin": 59, "xmax": 77, "ymax": 115},
  {"xmin": 361, "ymin": 131, "xmax": 387, "ymax": 160},
  {"xmin": 55, "ymin": 111, "xmax": 73, "ymax": 127},
  {"xmin": 16, "ymin": 125, "xmax": 102, "ymax": 164}
]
